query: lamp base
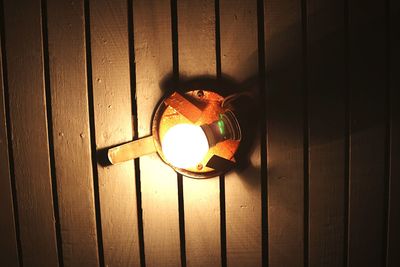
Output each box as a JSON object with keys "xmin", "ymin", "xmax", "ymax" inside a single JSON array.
[{"xmin": 152, "ymin": 90, "xmax": 241, "ymax": 179}]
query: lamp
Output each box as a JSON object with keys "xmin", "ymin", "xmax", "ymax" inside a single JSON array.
[
  {"xmin": 161, "ymin": 123, "xmax": 209, "ymax": 169},
  {"xmin": 108, "ymin": 89, "xmax": 244, "ymax": 178}
]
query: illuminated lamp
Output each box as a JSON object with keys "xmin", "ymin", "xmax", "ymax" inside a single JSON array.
[{"xmin": 108, "ymin": 89, "xmax": 244, "ymax": 178}]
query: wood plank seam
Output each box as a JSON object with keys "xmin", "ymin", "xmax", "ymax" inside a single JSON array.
[
  {"xmin": 177, "ymin": 174, "xmax": 187, "ymax": 267},
  {"xmin": 41, "ymin": 0, "xmax": 64, "ymax": 265},
  {"xmin": 387, "ymin": 1, "xmax": 400, "ymax": 265},
  {"xmin": 214, "ymin": 1, "xmax": 227, "ymax": 266},
  {"xmin": 83, "ymin": 0, "xmax": 105, "ymax": 265},
  {"xmin": 344, "ymin": 0, "xmax": 350, "ymax": 266},
  {"xmin": 172, "ymin": 0, "xmax": 187, "ymax": 265},
  {"xmin": 127, "ymin": 0, "xmax": 146, "ymax": 265},
  {"xmin": 219, "ymin": 175, "xmax": 227, "ymax": 267},
  {"xmin": 301, "ymin": 0, "xmax": 310, "ymax": 266},
  {"xmin": 383, "ymin": 0, "xmax": 392, "ymax": 265},
  {"xmin": 256, "ymin": 0, "xmax": 268, "ymax": 265},
  {"xmin": 0, "ymin": 0, "xmax": 21, "ymax": 263}
]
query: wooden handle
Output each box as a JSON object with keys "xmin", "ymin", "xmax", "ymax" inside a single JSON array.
[{"xmin": 108, "ymin": 135, "xmax": 157, "ymax": 164}]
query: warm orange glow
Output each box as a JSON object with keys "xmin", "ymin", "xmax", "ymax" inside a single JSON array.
[{"xmin": 161, "ymin": 124, "xmax": 209, "ymax": 169}]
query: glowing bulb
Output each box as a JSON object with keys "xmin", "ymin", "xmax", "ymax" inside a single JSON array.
[{"xmin": 162, "ymin": 124, "xmax": 209, "ymax": 169}]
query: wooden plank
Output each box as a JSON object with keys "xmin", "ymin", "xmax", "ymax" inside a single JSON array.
[
  {"xmin": 133, "ymin": 0, "xmax": 181, "ymax": 266},
  {"xmin": 88, "ymin": 0, "xmax": 140, "ymax": 265},
  {"xmin": 387, "ymin": 1, "xmax": 400, "ymax": 266},
  {"xmin": 2, "ymin": 0, "xmax": 59, "ymax": 265},
  {"xmin": 177, "ymin": 0, "xmax": 221, "ymax": 266},
  {"xmin": 306, "ymin": 0, "xmax": 346, "ymax": 266},
  {"xmin": 219, "ymin": 0, "xmax": 261, "ymax": 266},
  {"xmin": 0, "ymin": 26, "xmax": 19, "ymax": 267},
  {"xmin": 348, "ymin": 0, "xmax": 387, "ymax": 266},
  {"xmin": 46, "ymin": 0, "xmax": 99, "ymax": 265},
  {"xmin": 264, "ymin": 0, "xmax": 304, "ymax": 266}
]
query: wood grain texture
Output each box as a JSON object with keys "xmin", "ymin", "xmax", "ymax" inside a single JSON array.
[
  {"xmin": 178, "ymin": 0, "xmax": 221, "ymax": 266},
  {"xmin": 348, "ymin": 0, "xmax": 387, "ymax": 266},
  {"xmin": 178, "ymin": 0, "xmax": 216, "ymax": 77},
  {"xmin": 46, "ymin": 0, "xmax": 99, "ymax": 265},
  {"xmin": 264, "ymin": 0, "xmax": 304, "ymax": 266},
  {"xmin": 0, "ymin": 28, "xmax": 19, "ymax": 267},
  {"xmin": 89, "ymin": 0, "xmax": 140, "ymax": 265},
  {"xmin": 133, "ymin": 0, "xmax": 181, "ymax": 266},
  {"xmin": 2, "ymin": 0, "xmax": 59, "ymax": 265},
  {"xmin": 219, "ymin": 0, "xmax": 261, "ymax": 266},
  {"xmin": 307, "ymin": 0, "xmax": 346, "ymax": 266},
  {"xmin": 387, "ymin": 1, "xmax": 400, "ymax": 266}
]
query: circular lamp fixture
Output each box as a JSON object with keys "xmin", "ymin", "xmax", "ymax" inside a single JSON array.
[
  {"xmin": 108, "ymin": 89, "xmax": 244, "ymax": 179},
  {"xmin": 152, "ymin": 90, "xmax": 241, "ymax": 178}
]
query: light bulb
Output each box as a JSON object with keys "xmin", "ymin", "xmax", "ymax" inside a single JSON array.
[{"xmin": 161, "ymin": 124, "xmax": 209, "ymax": 169}]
